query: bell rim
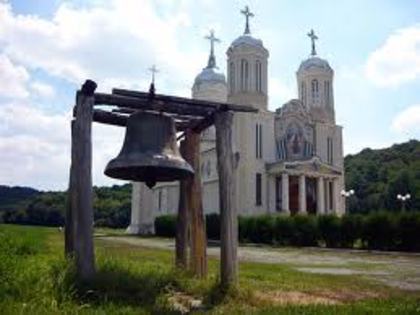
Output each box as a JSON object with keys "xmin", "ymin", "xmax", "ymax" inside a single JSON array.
[{"xmin": 104, "ymin": 157, "xmax": 194, "ymax": 182}]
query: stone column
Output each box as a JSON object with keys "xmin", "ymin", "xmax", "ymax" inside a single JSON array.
[
  {"xmin": 281, "ymin": 173, "xmax": 290, "ymax": 214},
  {"xmin": 267, "ymin": 175, "xmax": 276, "ymax": 213},
  {"xmin": 127, "ymin": 182, "xmax": 155, "ymax": 235},
  {"xmin": 317, "ymin": 177, "xmax": 325, "ymax": 215},
  {"xmin": 298, "ymin": 174, "xmax": 307, "ymax": 214},
  {"xmin": 332, "ymin": 178, "xmax": 339, "ymax": 215},
  {"xmin": 325, "ymin": 179, "xmax": 330, "ymax": 214}
]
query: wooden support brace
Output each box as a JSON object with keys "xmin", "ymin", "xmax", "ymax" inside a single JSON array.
[
  {"xmin": 184, "ymin": 130, "xmax": 207, "ymax": 278},
  {"xmin": 66, "ymin": 79, "xmax": 97, "ymax": 280},
  {"xmin": 215, "ymin": 110, "xmax": 238, "ymax": 288},
  {"xmin": 175, "ymin": 140, "xmax": 189, "ymax": 269}
]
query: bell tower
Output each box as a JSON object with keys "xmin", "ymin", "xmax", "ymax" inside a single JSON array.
[
  {"xmin": 227, "ymin": 6, "xmax": 269, "ymax": 110},
  {"xmin": 297, "ymin": 29, "xmax": 335, "ymax": 123}
]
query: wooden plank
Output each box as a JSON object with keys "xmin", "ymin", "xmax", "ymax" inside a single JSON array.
[
  {"xmin": 71, "ymin": 80, "xmax": 96, "ymax": 280},
  {"xmin": 94, "ymin": 93, "xmax": 213, "ymax": 117},
  {"xmin": 93, "ymin": 108, "xmax": 199, "ymax": 131},
  {"xmin": 184, "ymin": 130, "xmax": 207, "ymax": 278},
  {"xmin": 112, "ymin": 88, "xmax": 258, "ymax": 113},
  {"xmin": 176, "ymin": 113, "xmax": 215, "ymax": 140},
  {"xmin": 93, "ymin": 109, "xmax": 127, "ymax": 127},
  {"xmin": 113, "ymin": 108, "xmax": 203, "ymax": 121},
  {"xmin": 215, "ymin": 110, "xmax": 238, "ymax": 288},
  {"xmin": 175, "ymin": 140, "xmax": 189, "ymax": 269},
  {"xmin": 191, "ymin": 113, "xmax": 215, "ymax": 133}
]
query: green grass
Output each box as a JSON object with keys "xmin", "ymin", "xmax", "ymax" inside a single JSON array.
[{"xmin": 0, "ymin": 224, "xmax": 419, "ymax": 314}]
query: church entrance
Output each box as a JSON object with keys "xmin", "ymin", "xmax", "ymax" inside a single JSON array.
[
  {"xmin": 289, "ymin": 175, "xmax": 299, "ymax": 215},
  {"xmin": 306, "ymin": 177, "xmax": 317, "ymax": 214}
]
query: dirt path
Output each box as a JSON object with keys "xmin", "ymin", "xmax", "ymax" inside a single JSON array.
[{"xmin": 98, "ymin": 235, "xmax": 420, "ymax": 291}]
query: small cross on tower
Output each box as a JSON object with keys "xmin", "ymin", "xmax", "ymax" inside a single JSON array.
[
  {"xmin": 148, "ymin": 64, "xmax": 159, "ymax": 84},
  {"xmin": 307, "ymin": 29, "xmax": 318, "ymax": 56},
  {"xmin": 205, "ymin": 29, "xmax": 221, "ymax": 68},
  {"xmin": 241, "ymin": 5, "xmax": 254, "ymax": 35}
]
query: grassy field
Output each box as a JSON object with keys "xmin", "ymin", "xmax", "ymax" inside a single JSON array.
[{"xmin": 0, "ymin": 224, "xmax": 419, "ymax": 314}]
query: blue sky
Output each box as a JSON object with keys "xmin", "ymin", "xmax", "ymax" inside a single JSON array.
[{"xmin": 0, "ymin": 0, "xmax": 419, "ymax": 190}]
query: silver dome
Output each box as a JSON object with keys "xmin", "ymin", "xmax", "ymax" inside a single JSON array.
[
  {"xmin": 298, "ymin": 56, "xmax": 332, "ymax": 72},
  {"xmin": 230, "ymin": 34, "xmax": 264, "ymax": 49},
  {"xmin": 194, "ymin": 67, "xmax": 226, "ymax": 86}
]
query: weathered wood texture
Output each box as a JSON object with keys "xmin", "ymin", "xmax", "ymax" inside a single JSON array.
[
  {"xmin": 175, "ymin": 140, "xmax": 189, "ymax": 269},
  {"xmin": 215, "ymin": 110, "xmax": 238, "ymax": 287},
  {"xmin": 95, "ymin": 93, "xmax": 213, "ymax": 117},
  {"xmin": 67, "ymin": 81, "xmax": 97, "ymax": 280},
  {"xmin": 184, "ymin": 130, "xmax": 207, "ymax": 277},
  {"xmin": 93, "ymin": 109, "xmax": 127, "ymax": 127},
  {"xmin": 93, "ymin": 90, "xmax": 257, "ymax": 133},
  {"xmin": 65, "ymin": 120, "xmax": 75, "ymax": 257},
  {"xmin": 111, "ymin": 88, "xmax": 258, "ymax": 113}
]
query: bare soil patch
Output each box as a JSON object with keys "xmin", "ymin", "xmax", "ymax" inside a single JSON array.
[{"xmin": 254, "ymin": 289, "xmax": 383, "ymax": 305}]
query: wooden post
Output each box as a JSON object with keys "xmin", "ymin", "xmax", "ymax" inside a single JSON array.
[
  {"xmin": 175, "ymin": 140, "xmax": 189, "ymax": 269},
  {"xmin": 215, "ymin": 110, "xmax": 238, "ymax": 288},
  {"xmin": 65, "ymin": 120, "xmax": 76, "ymax": 257},
  {"xmin": 184, "ymin": 130, "xmax": 207, "ymax": 277},
  {"xmin": 67, "ymin": 80, "xmax": 97, "ymax": 280}
]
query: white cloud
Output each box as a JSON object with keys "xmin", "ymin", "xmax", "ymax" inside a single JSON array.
[
  {"xmin": 365, "ymin": 24, "xmax": 420, "ymax": 87},
  {"xmin": 0, "ymin": 0, "xmax": 212, "ymax": 189},
  {"xmin": 0, "ymin": 53, "xmax": 29, "ymax": 98},
  {"xmin": 0, "ymin": 1, "xmax": 203, "ymax": 93},
  {"xmin": 268, "ymin": 77, "xmax": 296, "ymax": 110},
  {"xmin": 391, "ymin": 104, "xmax": 420, "ymax": 135},
  {"xmin": 30, "ymin": 81, "xmax": 55, "ymax": 98},
  {"xmin": 0, "ymin": 102, "xmax": 125, "ymax": 190}
]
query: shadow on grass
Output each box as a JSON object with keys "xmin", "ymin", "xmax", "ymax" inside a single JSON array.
[
  {"xmin": 51, "ymin": 258, "xmax": 182, "ymax": 312},
  {"xmin": 51, "ymin": 257, "xmax": 250, "ymax": 313}
]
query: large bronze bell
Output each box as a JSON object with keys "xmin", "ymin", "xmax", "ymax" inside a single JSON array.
[{"xmin": 104, "ymin": 111, "xmax": 194, "ymax": 188}]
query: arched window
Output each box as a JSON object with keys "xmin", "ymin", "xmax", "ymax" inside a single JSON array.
[
  {"xmin": 240, "ymin": 59, "xmax": 248, "ymax": 91},
  {"xmin": 255, "ymin": 60, "xmax": 262, "ymax": 92},
  {"xmin": 301, "ymin": 81, "xmax": 307, "ymax": 106},
  {"xmin": 206, "ymin": 160, "xmax": 211, "ymax": 177},
  {"xmin": 158, "ymin": 190, "xmax": 162, "ymax": 211},
  {"xmin": 229, "ymin": 62, "xmax": 235, "ymax": 94},
  {"xmin": 311, "ymin": 79, "xmax": 319, "ymax": 99},
  {"xmin": 324, "ymin": 81, "xmax": 330, "ymax": 107}
]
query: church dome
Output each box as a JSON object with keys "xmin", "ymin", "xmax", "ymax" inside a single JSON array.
[
  {"xmin": 230, "ymin": 34, "xmax": 264, "ymax": 49},
  {"xmin": 298, "ymin": 56, "xmax": 332, "ymax": 73},
  {"xmin": 194, "ymin": 67, "xmax": 226, "ymax": 86}
]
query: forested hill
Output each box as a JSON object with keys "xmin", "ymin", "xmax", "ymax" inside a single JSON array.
[
  {"xmin": 0, "ymin": 184, "xmax": 131, "ymax": 227},
  {"xmin": 345, "ymin": 139, "xmax": 420, "ymax": 213},
  {"xmin": 0, "ymin": 185, "xmax": 40, "ymax": 211},
  {"xmin": 0, "ymin": 140, "xmax": 419, "ymax": 227}
]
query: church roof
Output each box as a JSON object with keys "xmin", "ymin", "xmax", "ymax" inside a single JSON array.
[
  {"xmin": 230, "ymin": 34, "xmax": 264, "ymax": 49},
  {"xmin": 194, "ymin": 67, "xmax": 226, "ymax": 85},
  {"xmin": 298, "ymin": 56, "xmax": 332, "ymax": 72}
]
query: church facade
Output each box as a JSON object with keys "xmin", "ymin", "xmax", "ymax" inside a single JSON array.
[{"xmin": 127, "ymin": 9, "xmax": 345, "ymax": 234}]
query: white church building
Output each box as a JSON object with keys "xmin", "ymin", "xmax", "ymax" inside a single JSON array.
[{"xmin": 127, "ymin": 7, "xmax": 345, "ymax": 234}]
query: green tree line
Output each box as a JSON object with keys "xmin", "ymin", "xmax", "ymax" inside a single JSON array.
[
  {"xmin": 0, "ymin": 140, "xmax": 419, "ymax": 227},
  {"xmin": 0, "ymin": 185, "xmax": 131, "ymax": 228}
]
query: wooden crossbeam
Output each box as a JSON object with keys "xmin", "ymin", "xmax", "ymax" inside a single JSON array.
[
  {"xmin": 92, "ymin": 109, "xmax": 211, "ymax": 133},
  {"xmin": 112, "ymin": 88, "xmax": 258, "ymax": 113},
  {"xmin": 94, "ymin": 93, "xmax": 213, "ymax": 117},
  {"xmin": 112, "ymin": 108, "xmax": 203, "ymax": 121},
  {"xmin": 93, "ymin": 109, "xmax": 127, "ymax": 127}
]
